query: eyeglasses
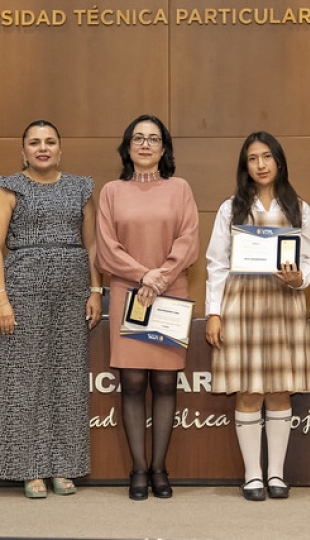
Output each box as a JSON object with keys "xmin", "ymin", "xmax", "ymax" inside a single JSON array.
[{"xmin": 131, "ymin": 135, "xmax": 162, "ymax": 148}]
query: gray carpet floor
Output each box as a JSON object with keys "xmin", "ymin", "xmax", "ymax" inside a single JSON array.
[{"xmin": 0, "ymin": 485, "xmax": 309, "ymax": 540}]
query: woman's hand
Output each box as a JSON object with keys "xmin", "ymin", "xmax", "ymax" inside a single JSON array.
[
  {"xmin": 137, "ymin": 285, "xmax": 157, "ymax": 308},
  {"xmin": 274, "ymin": 262, "xmax": 303, "ymax": 288},
  {"xmin": 206, "ymin": 315, "xmax": 223, "ymax": 350},
  {"xmin": 86, "ymin": 293, "xmax": 102, "ymax": 330},
  {"xmin": 0, "ymin": 301, "xmax": 16, "ymax": 335},
  {"xmin": 141, "ymin": 269, "xmax": 168, "ymax": 295}
]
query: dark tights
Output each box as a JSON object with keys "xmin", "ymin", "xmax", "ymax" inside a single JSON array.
[{"xmin": 120, "ymin": 368, "xmax": 177, "ymax": 485}]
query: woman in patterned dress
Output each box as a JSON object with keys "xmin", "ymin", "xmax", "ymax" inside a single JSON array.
[
  {"xmin": 206, "ymin": 132, "xmax": 310, "ymax": 501},
  {"xmin": 0, "ymin": 120, "xmax": 102, "ymax": 498},
  {"xmin": 96, "ymin": 114, "xmax": 199, "ymax": 500}
]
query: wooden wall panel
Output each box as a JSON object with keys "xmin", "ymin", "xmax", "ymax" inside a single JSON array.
[
  {"xmin": 278, "ymin": 137, "xmax": 310, "ymax": 202},
  {"xmin": 170, "ymin": 0, "xmax": 310, "ymax": 137},
  {"xmin": 60, "ymin": 139, "xmax": 121, "ymax": 201},
  {"xmin": 187, "ymin": 213, "xmax": 215, "ymax": 318},
  {"xmin": 174, "ymin": 138, "xmax": 243, "ymax": 211},
  {"xmin": 0, "ymin": 140, "xmax": 23, "ymax": 174},
  {"xmin": 0, "ymin": 0, "xmax": 169, "ymax": 137}
]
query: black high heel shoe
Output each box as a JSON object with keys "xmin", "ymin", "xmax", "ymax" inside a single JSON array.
[
  {"xmin": 149, "ymin": 469, "xmax": 173, "ymax": 499},
  {"xmin": 129, "ymin": 471, "xmax": 149, "ymax": 501}
]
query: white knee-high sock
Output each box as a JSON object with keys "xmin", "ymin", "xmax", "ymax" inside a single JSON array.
[
  {"xmin": 235, "ymin": 410, "xmax": 263, "ymax": 488},
  {"xmin": 265, "ymin": 408, "xmax": 292, "ymax": 487}
]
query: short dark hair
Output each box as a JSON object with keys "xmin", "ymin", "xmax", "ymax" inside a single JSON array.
[
  {"xmin": 22, "ymin": 120, "xmax": 61, "ymax": 146},
  {"xmin": 232, "ymin": 131, "xmax": 301, "ymax": 228},
  {"xmin": 118, "ymin": 114, "xmax": 175, "ymax": 179}
]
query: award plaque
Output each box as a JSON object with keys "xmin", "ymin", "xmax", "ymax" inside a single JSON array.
[
  {"xmin": 125, "ymin": 288, "xmax": 151, "ymax": 326},
  {"xmin": 277, "ymin": 235, "xmax": 300, "ymax": 270}
]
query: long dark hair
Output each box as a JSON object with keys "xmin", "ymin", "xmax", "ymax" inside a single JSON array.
[
  {"xmin": 22, "ymin": 120, "xmax": 61, "ymax": 146},
  {"xmin": 118, "ymin": 114, "xmax": 175, "ymax": 179},
  {"xmin": 232, "ymin": 131, "xmax": 301, "ymax": 227}
]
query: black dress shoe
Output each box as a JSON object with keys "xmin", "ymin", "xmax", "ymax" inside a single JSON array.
[
  {"xmin": 267, "ymin": 476, "xmax": 290, "ymax": 499},
  {"xmin": 149, "ymin": 469, "xmax": 173, "ymax": 499},
  {"xmin": 241, "ymin": 478, "xmax": 265, "ymax": 501},
  {"xmin": 129, "ymin": 471, "xmax": 149, "ymax": 501}
]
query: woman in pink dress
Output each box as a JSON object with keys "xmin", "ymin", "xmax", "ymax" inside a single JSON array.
[{"xmin": 96, "ymin": 114, "xmax": 199, "ymax": 500}]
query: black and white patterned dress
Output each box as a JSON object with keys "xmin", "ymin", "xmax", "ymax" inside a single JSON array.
[{"xmin": 0, "ymin": 172, "xmax": 93, "ymax": 481}]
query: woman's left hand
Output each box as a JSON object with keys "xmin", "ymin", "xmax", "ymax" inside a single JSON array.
[
  {"xmin": 86, "ymin": 293, "xmax": 102, "ymax": 329},
  {"xmin": 274, "ymin": 262, "xmax": 303, "ymax": 288}
]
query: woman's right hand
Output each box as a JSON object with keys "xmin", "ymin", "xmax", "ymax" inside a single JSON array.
[
  {"xmin": 141, "ymin": 268, "xmax": 168, "ymax": 295},
  {"xmin": 206, "ymin": 315, "xmax": 223, "ymax": 350},
  {"xmin": 0, "ymin": 301, "xmax": 16, "ymax": 335}
]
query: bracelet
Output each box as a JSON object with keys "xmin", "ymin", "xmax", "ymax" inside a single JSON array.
[
  {"xmin": 0, "ymin": 289, "xmax": 6, "ymax": 294},
  {"xmin": 0, "ymin": 300, "xmax": 9, "ymax": 307},
  {"xmin": 90, "ymin": 287, "xmax": 103, "ymax": 294},
  {"xmin": 206, "ymin": 314, "xmax": 220, "ymax": 320}
]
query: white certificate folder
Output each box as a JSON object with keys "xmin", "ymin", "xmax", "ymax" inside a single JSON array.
[
  {"xmin": 120, "ymin": 289, "xmax": 195, "ymax": 348},
  {"xmin": 230, "ymin": 225, "xmax": 301, "ymax": 274}
]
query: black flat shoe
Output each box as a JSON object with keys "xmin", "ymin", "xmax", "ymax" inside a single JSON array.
[
  {"xmin": 267, "ymin": 476, "xmax": 290, "ymax": 499},
  {"xmin": 149, "ymin": 469, "xmax": 173, "ymax": 499},
  {"xmin": 129, "ymin": 471, "xmax": 149, "ymax": 501},
  {"xmin": 241, "ymin": 478, "xmax": 265, "ymax": 501}
]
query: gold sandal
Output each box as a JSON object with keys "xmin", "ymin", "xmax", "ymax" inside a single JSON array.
[
  {"xmin": 52, "ymin": 477, "xmax": 76, "ymax": 495},
  {"xmin": 24, "ymin": 479, "xmax": 47, "ymax": 499}
]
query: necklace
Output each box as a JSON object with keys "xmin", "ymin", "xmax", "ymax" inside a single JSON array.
[
  {"xmin": 132, "ymin": 171, "xmax": 161, "ymax": 183},
  {"xmin": 23, "ymin": 171, "xmax": 61, "ymax": 185}
]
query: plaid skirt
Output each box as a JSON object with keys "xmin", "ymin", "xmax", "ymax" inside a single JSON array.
[{"xmin": 212, "ymin": 273, "xmax": 310, "ymax": 394}]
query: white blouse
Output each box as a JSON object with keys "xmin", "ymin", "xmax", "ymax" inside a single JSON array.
[{"xmin": 205, "ymin": 197, "xmax": 310, "ymax": 316}]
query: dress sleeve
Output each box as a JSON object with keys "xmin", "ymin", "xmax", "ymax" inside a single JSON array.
[
  {"xmin": 158, "ymin": 180, "xmax": 199, "ymax": 286},
  {"xmin": 205, "ymin": 199, "xmax": 232, "ymax": 316},
  {"xmin": 0, "ymin": 174, "xmax": 27, "ymax": 195},
  {"xmin": 80, "ymin": 176, "xmax": 94, "ymax": 206},
  {"xmin": 95, "ymin": 183, "xmax": 149, "ymax": 282}
]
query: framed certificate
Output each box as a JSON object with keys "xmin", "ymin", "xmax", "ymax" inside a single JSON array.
[
  {"xmin": 231, "ymin": 225, "xmax": 301, "ymax": 274},
  {"xmin": 120, "ymin": 289, "xmax": 195, "ymax": 348}
]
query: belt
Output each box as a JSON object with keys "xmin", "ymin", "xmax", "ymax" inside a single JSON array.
[{"xmin": 10, "ymin": 243, "xmax": 83, "ymax": 250}]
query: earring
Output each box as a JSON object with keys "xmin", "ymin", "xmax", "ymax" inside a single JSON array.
[{"xmin": 23, "ymin": 157, "xmax": 28, "ymax": 168}]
